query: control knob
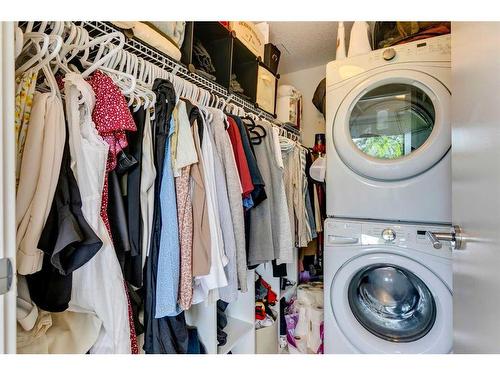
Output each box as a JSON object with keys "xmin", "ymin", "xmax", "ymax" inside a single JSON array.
[{"xmin": 382, "ymin": 228, "xmax": 396, "ymax": 242}]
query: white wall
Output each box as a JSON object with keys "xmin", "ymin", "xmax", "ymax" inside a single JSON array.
[{"xmin": 280, "ymin": 64, "xmax": 326, "ymax": 148}]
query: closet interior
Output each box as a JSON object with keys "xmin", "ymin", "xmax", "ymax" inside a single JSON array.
[{"xmin": 14, "ymin": 21, "xmax": 325, "ymax": 355}]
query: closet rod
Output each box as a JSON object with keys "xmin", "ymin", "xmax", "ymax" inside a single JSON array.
[{"xmin": 80, "ymin": 21, "xmax": 302, "ymax": 137}]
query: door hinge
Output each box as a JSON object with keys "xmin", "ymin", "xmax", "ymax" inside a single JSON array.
[{"xmin": 0, "ymin": 258, "xmax": 13, "ymax": 295}]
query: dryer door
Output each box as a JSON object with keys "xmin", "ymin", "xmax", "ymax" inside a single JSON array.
[
  {"xmin": 333, "ymin": 70, "xmax": 450, "ymax": 181},
  {"xmin": 330, "ymin": 251, "xmax": 452, "ymax": 353}
]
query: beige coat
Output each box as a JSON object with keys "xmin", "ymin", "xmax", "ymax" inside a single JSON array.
[{"xmin": 16, "ymin": 92, "xmax": 66, "ymax": 275}]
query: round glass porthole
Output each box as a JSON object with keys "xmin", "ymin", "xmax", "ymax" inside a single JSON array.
[
  {"xmin": 348, "ymin": 264, "xmax": 436, "ymax": 342},
  {"xmin": 349, "ymin": 83, "xmax": 435, "ymax": 160}
]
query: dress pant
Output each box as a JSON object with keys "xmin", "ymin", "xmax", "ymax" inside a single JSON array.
[{"xmin": 124, "ymin": 106, "xmax": 146, "ymax": 287}]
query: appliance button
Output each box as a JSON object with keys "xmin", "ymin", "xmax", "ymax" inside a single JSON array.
[
  {"xmin": 382, "ymin": 228, "xmax": 396, "ymax": 242},
  {"xmin": 383, "ymin": 48, "xmax": 396, "ymax": 61}
]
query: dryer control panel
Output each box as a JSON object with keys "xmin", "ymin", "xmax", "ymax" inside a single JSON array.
[
  {"xmin": 325, "ymin": 218, "xmax": 453, "ymax": 258},
  {"xmin": 326, "ymin": 34, "xmax": 451, "ymax": 85}
]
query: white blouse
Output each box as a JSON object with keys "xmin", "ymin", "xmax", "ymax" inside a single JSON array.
[
  {"xmin": 192, "ymin": 111, "xmax": 229, "ymax": 304},
  {"xmin": 64, "ymin": 73, "xmax": 131, "ymax": 354}
]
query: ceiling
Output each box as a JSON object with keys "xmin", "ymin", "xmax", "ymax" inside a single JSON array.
[{"xmin": 268, "ymin": 21, "xmax": 353, "ymax": 74}]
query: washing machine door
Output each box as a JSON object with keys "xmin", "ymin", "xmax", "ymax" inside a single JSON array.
[
  {"xmin": 330, "ymin": 251, "xmax": 452, "ymax": 353},
  {"xmin": 333, "ymin": 70, "xmax": 450, "ymax": 181}
]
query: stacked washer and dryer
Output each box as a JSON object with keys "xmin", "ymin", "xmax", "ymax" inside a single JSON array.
[{"xmin": 323, "ymin": 35, "xmax": 454, "ymax": 353}]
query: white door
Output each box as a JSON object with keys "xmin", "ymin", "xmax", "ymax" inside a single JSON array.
[
  {"xmin": 452, "ymin": 22, "xmax": 500, "ymax": 353},
  {"xmin": 0, "ymin": 21, "xmax": 16, "ymax": 354}
]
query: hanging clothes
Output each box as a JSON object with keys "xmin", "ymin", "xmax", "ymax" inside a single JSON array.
[
  {"xmin": 63, "ymin": 72, "xmax": 131, "ymax": 354},
  {"xmin": 16, "ymin": 92, "xmax": 46, "ymax": 232},
  {"xmin": 16, "ymin": 92, "xmax": 66, "ymax": 275},
  {"xmin": 305, "ymin": 150, "xmax": 317, "ymax": 241},
  {"xmin": 208, "ymin": 109, "xmax": 248, "ymax": 294},
  {"xmin": 15, "ymin": 70, "xmax": 38, "ymax": 187},
  {"xmin": 185, "ymin": 102, "xmax": 211, "ymax": 277},
  {"xmin": 107, "ymin": 169, "xmax": 131, "ymax": 271},
  {"xmin": 192, "ymin": 108, "xmax": 228, "ymax": 304},
  {"xmin": 26, "ymin": 125, "xmax": 103, "ymax": 312},
  {"xmin": 225, "ymin": 116, "xmax": 254, "ymax": 203},
  {"xmin": 280, "ymin": 136, "xmax": 297, "ymax": 248},
  {"xmin": 124, "ymin": 106, "xmax": 147, "ymax": 287},
  {"xmin": 270, "ymin": 127, "xmax": 293, "ymax": 265},
  {"xmin": 155, "ymin": 115, "xmax": 181, "ymax": 318},
  {"xmin": 247, "ymin": 120, "xmax": 293, "ymax": 267},
  {"xmin": 206, "ymin": 107, "xmax": 239, "ymax": 302},
  {"xmin": 173, "ymin": 100, "xmax": 198, "ymax": 311},
  {"xmin": 87, "ymin": 70, "xmax": 139, "ymax": 354},
  {"xmin": 143, "ymin": 78, "xmax": 188, "ymax": 354},
  {"xmin": 17, "ymin": 275, "xmax": 102, "ymax": 354},
  {"xmin": 139, "ymin": 110, "xmax": 156, "ymax": 269},
  {"xmin": 294, "ymin": 145, "xmax": 309, "ymax": 248},
  {"xmin": 230, "ymin": 115, "xmax": 267, "ymax": 207}
]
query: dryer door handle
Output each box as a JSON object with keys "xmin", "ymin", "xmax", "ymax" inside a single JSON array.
[{"xmin": 327, "ymin": 235, "xmax": 359, "ymax": 245}]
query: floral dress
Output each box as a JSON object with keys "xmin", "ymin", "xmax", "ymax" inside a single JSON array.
[
  {"xmin": 87, "ymin": 70, "xmax": 139, "ymax": 354},
  {"xmin": 15, "ymin": 70, "xmax": 38, "ymax": 188}
]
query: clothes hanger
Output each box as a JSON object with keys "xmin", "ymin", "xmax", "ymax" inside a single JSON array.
[
  {"xmin": 231, "ymin": 104, "xmax": 240, "ymax": 116},
  {"xmin": 136, "ymin": 58, "xmax": 156, "ymax": 110},
  {"xmin": 125, "ymin": 52, "xmax": 139, "ymax": 109},
  {"xmin": 241, "ymin": 113, "xmax": 267, "ymax": 144},
  {"xmin": 198, "ymin": 86, "xmax": 206, "ymax": 106},
  {"xmin": 18, "ymin": 34, "xmax": 63, "ymax": 78},
  {"xmin": 14, "ymin": 24, "xmax": 24, "ymax": 59},
  {"xmin": 75, "ymin": 31, "xmax": 125, "ymax": 78},
  {"xmin": 65, "ymin": 25, "xmax": 91, "ymax": 65},
  {"xmin": 16, "ymin": 30, "xmax": 64, "ymax": 96},
  {"xmin": 51, "ymin": 23, "xmax": 77, "ymax": 75},
  {"xmin": 15, "ymin": 32, "xmax": 50, "ymax": 76},
  {"xmin": 216, "ymin": 96, "xmax": 226, "ymax": 110},
  {"xmin": 81, "ymin": 42, "xmax": 136, "ymax": 96}
]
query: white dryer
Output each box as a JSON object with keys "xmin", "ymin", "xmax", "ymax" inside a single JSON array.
[
  {"xmin": 326, "ymin": 35, "xmax": 451, "ymax": 223},
  {"xmin": 323, "ymin": 218, "xmax": 452, "ymax": 354}
]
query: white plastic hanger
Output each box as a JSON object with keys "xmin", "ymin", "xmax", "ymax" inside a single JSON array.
[
  {"xmin": 15, "ymin": 32, "xmax": 50, "ymax": 76},
  {"xmin": 18, "ymin": 34, "xmax": 63, "ymax": 77},
  {"xmin": 74, "ymin": 31, "xmax": 125, "ymax": 78}
]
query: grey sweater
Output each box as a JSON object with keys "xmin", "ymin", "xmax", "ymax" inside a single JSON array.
[
  {"xmin": 248, "ymin": 120, "xmax": 293, "ymax": 266},
  {"xmin": 208, "ymin": 108, "xmax": 248, "ymax": 295}
]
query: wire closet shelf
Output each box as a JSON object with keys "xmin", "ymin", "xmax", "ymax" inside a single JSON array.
[{"xmin": 80, "ymin": 21, "xmax": 301, "ymax": 138}]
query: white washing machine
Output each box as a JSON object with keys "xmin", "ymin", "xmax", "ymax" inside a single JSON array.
[
  {"xmin": 324, "ymin": 218, "xmax": 452, "ymax": 354},
  {"xmin": 326, "ymin": 35, "xmax": 451, "ymax": 223}
]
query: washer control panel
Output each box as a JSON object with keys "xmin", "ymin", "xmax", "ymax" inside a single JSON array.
[
  {"xmin": 325, "ymin": 218, "xmax": 453, "ymax": 256},
  {"xmin": 363, "ymin": 223, "xmax": 411, "ymax": 246}
]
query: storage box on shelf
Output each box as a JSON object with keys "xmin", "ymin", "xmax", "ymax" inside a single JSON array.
[
  {"xmin": 231, "ymin": 37, "xmax": 259, "ymax": 103},
  {"xmin": 229, "ymin": 21, "xmax": 265, "ymax": 59},
  {"xmin": 264, "ymin": 43, "xmax": 281, "ymax": 75},
  {"xmin": 180, "ymin": 21, "xmax": 280, "ymax": 116},
  {"xmin": 181, "ymin": 22, "xmax": 233, "ymax": 89},
  {"xmin": 276, "ymin": 85, "xmax": 303, "ymax": 129},
  {"xmin": 232, "ymin": 40, "xmax": 279, "ymax": 116},
  {"xmin": 256, "ymin": 64, "xmax": 278, "ymax": 115}
]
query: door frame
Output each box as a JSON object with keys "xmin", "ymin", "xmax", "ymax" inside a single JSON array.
[{"xmin": 1, "ymin": 21, "xmax": 17, "ymax": 354}]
